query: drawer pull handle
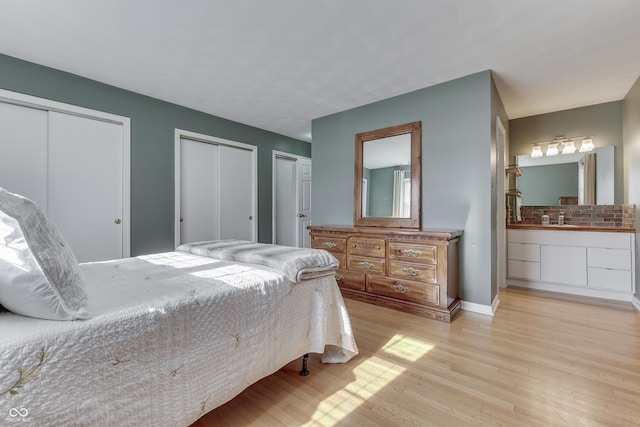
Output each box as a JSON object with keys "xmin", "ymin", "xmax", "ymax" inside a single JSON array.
[
  {"xmin": 401, "ymin": 267, "xmax": 420, "ymax": 276},
  {"xmin": 391, "ymin": 284, "xmax": 410, "ymax": 293},
  {"xmin": 358, "ymin": 261, "xmax": 375, "ymax": 270},
  {"xmin": 400, "ymin": 249, "xmax": 421, "ymax": 257},
  {"xmin": 334, "ymin": 274, "xmax": 343, "ymax": 281},
  {"xmin": 352, "ymin": 244, "xmax": 357, "ymax": 248},
  {"xmin": 322, "ymin": 242, "xmax": 337, "ymax": 249},
  {"xmin": 376, "ymin": 246, "xmax": 381, "ymax": 250}
]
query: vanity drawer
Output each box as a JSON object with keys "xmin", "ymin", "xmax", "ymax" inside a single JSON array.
[
  {"xmin": 367, "ymin": 275, "xmax": 440, "ymax": 306},
  {"xmin": 334, "ymin": 269, "xmax": 365, "ymax": 291},
  {"xmin": 311, "ymin": 236, "xmax": 346, "ymax": 254},
  {"xmin": 507, "ymin": 260, "xmax": 540, "ymax": 280},
  {"xmin": 348, "ymin": 237, "xmax": 386, "ymax": 258},
  {"xmin": 389, "ymin": 243, "xmax": 437, "ymax": 264},
  {"xmin": 587, "ymin": 248, "xmax": 631, "ymax": 270},
  {"xmin": 587, "ymin": 268, "xmax": 632, "ymax": 292},
  {"xmin": 348, "ymin": 255, "xmax": 386, "ymax": 275},
  {"xmin": 507, "ymin": 242, "xmax": 540, "ymax": 262},
  {"xmin": 389, "ymin": 261, "xmax": 437, "ymax": 284}
]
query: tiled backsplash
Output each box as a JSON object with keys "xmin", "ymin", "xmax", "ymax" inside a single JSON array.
[{"xmin": 507, "ymin": 204, "xmax": 635, "ymax": 228}]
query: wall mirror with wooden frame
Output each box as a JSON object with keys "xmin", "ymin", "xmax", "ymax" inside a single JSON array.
[{"xmin": 354, "ymin": 121, "xmax": 421, "ymax": 228}]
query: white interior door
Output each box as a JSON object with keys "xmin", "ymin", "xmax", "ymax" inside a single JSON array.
[
  {"xmin": 179, "ymin": 138, "xmax": 219, "ymax": 245},
  {"xmin": 272, "ymin": 152, "xmax": 312, "ymax": 248},
  {"xmin": 0, "ymin": 102, "xmax": 48, "ymax": 208},
  {"xmin": 47, "ymin": 111, "xmax": 124, "ymax": 262},
  {"xmin": 274, "ymin": 156, "xmax": 297, "ymax": 246},
  {"xmin": 219, "ymin": 144, "xmax": 255, "ymax": 241},
  {"xmin": 297, "ymin": 158, "xmax": 312, "ymax": 248}
]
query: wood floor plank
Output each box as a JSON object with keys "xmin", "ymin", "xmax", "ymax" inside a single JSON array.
[{"xmin": 193, "ymin": 288, "xmax": 640, "ymax": 426}]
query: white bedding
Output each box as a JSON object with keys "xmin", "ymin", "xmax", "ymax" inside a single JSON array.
[{"xmin": 0, "ymin": 251, "xmax": 358, "ymax": 426}]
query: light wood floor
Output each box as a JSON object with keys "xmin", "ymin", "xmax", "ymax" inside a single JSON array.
[{"xmin": 192, "ymin": 288, "xmax": 640, "ymax": 426}]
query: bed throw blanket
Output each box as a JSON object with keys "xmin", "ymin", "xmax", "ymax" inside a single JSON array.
[{"xmin": 177, "ymin": 240, "xmax": 338, "ymax": 283}]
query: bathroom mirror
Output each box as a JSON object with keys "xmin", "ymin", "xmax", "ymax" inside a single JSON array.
[
  {"xmin": 515, "ymin": 146, "xmax": 615, "ymax": 205},
  {"xmin": 354, "ymin": 121, "xmax": 421, "ymax": 228}
]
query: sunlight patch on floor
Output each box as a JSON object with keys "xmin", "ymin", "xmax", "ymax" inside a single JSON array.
[
  {"xmin": 381, "ymin": 333, "xmax": 434, "ymax": 362},
  {"xmin": 305, "ymin": 334, "xmax": 435, "ymax": 426}
]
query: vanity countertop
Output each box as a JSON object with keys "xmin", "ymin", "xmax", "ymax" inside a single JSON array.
[{"xmin": 507, "ymin": 224, "xmax": 635, "ymax": 233}]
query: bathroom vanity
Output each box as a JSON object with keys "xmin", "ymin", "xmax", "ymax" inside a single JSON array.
[{"xmin": 506, "ymin": 225, "xmax": 636, "ymax": 301}]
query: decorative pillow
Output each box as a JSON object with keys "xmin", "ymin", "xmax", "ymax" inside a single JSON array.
[{"xmin": 0, "ymin": 188, "xmax": 89, "ymax": 320}]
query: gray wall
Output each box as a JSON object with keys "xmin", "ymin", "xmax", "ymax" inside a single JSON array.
[
  {"xmin": 623, "ymin": 76, "xmax": 640, "ymax": 300},
  {"xmin": 509, "ymin": 101, "xmax": 624, "ymax": 204},
  {"xmin": 0, "ymin": 54, "xmax": 310, "ymax": 255},
  {"xmin": 312, "ymin": 70, "xmax": 505, "ymax": 306}
]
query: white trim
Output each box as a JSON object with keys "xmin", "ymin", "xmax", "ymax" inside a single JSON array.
[
  {"xmin": 496, "ymin": 115, "xmax": 507, "ymax": 290},
  {"xmin": 632, "ymin": 296, "xmax": 640, "ymax": 312},
  {"xmin": 271, "ymin": 150, "xmax": 311, "ymax": 245},
  {"xmin": 461, "ymin": 295, "xmax": 499, "ymax": 316},
  {"xmin": 0, "ymin": 88, "xmax": 131, "ymax": 258},
  {"xmin": 174, "ymin": 129, "xmax": 258, "ymax": 248},
  {"xmin": 506, "ymin": 279, "xmax": 635, "ymax": 302}
]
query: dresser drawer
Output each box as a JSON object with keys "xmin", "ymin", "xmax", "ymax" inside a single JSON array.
[
  {"xmin": 389, "ymin": 261, "xmax": 437, "ymax": 283},
  {"xmin": 334, "ymin": 269, "xmax": 365, "ymax": 291},
  {"xmin": 348, "ymin": 255, "xmax": 386, "ymax": 275},
  {"xmin": 389, "ymin": 243, "xmax": 437, "ymax": 264},
  {"xmin": 311, "ymin": 236, "xmax": 346, "ymax": 254},
  {"xmin": 333, "ymin": 253, "xmax": 346, "ymax": 269},
  {"xmin": 367, "ymin": 275, "xmax": 440, "ymax": 306},
  {"xmin": 348, "ymin": 237, "xmax": 386, "ymax": 258}
]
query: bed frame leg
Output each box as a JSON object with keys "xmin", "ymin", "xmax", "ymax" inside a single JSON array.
[{"xmin": 299, "ymin": 353, "xmax": 310, "ymax": 376}]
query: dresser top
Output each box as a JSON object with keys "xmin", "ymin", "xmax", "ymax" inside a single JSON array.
[{"xmin": 308, "ymin": 225, "xmax": 463, "ymax": 241}]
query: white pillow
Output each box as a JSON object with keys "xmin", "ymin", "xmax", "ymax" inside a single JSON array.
[{"xmin": 0, "ymin": 188, "xmax": 89, "ymax": 320}]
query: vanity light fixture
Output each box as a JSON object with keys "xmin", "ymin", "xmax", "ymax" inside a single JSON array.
[
  {"xmin": 531, "ymin": 145, "xmax": 543, "ymax": 158},
  {"xmin": 562, "ymin": 140, "xmax": 576, "ymax": 154},
  {"xmin": 529, "ymin": 135, "xmax": 594, "ymax": 157},
  {"xmin": 546, "ymin": 143, "xmax": 559, "ymax": 156},
  {"xmin": 579, "ymin": 138, "xmax": 594, "ymax": 152}
]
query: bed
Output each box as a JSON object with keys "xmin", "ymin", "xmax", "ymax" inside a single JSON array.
[{"xmin": 0, "ymin": 188, "xmax": 358, "ymax": 426}]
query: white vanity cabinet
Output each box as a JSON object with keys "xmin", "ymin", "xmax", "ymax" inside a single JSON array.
[{"xmin": 507, "ymin": 229, "xmax": 636, "ymax": 301}]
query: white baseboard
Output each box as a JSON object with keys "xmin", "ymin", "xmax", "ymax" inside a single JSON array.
[
  {"xmin": 632, "ymin": 296, "xmax": 640, "ymax": 312},
  {"xmin": 461, "ymin": 294, "xmax": 499, "ymax": 316}
]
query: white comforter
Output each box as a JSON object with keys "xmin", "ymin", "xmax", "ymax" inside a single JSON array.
[{"xmin": 0, "ymin": 252, "xmax": 358, "ymax": 426}]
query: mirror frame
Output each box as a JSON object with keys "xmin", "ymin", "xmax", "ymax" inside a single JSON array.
[{"xmin": 354, "ymin": 121, "xmax": 421, "ymax": 228}]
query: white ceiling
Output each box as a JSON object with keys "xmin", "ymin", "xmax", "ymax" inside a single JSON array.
[{"xmin": 1, "ymin": 0, "xmax": 639, "ymax": 143}]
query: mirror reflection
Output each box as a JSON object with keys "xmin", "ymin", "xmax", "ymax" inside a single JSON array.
[
  {"xmin": 516, "ymin": 146, "xmax": 615, "ymax": 205},
  {"xmin": 362, "ymin": 134, "xmax": 411, "ymax": 218}
]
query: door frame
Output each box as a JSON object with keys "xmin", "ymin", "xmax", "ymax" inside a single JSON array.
[
  {"xmin": 496, "ymin": 116, "xmax": 507, "ymax": 290},
  {"xmin": 0, "ymin": 88, "xmax": 131, "ymax": 258},
  {"xmin": 271, "ymin": 150, "xmax": 311, "ymax": 246},
  {"xmin": 174, "ymin": 129, "xmax": 258, "ymax": 248}
]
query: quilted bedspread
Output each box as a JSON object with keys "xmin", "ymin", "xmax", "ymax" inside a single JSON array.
[{"xmin": 0, "ymin": 252, "xmax": 358, "ymax": 426}]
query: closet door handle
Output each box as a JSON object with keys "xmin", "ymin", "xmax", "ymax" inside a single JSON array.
[{"xmin": 114, "ymin": 218, "xmax": 121, "ymax": 225}]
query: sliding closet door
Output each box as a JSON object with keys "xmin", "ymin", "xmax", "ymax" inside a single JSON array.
[
  {"xmin": 47, "ymin": 111, "xmax": 124, "ymax": 262},
  {"xmin": 219, "ymin": 144, "xmax": 255, "ymax": 241},
  {"xmin": 0, "ymin": 102, "xmax": 48, "ymax": 208},
  {"xmin": 179, "ymin": 138, "xmax": 219, "ymax": 245}
]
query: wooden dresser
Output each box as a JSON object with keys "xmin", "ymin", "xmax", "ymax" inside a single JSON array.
[{"xmin": 309, "ymin": 226, "xmax": 462, "ymax": 322}]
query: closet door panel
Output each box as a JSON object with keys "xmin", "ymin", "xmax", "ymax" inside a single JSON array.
[
  {"xmin": 48, "ymin": 112, "xmax": 124, "ymax": 262},
  {"xmin": 0, "ymin": 102, "xmax": 48, "ymax": 208},
  {"xmin": 219, "ymin": 145, "xmax": 254, "ymax": 241},
  {"xmin": 179, "ymin": 138, "xmax": 219, "ymax": 245}
]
